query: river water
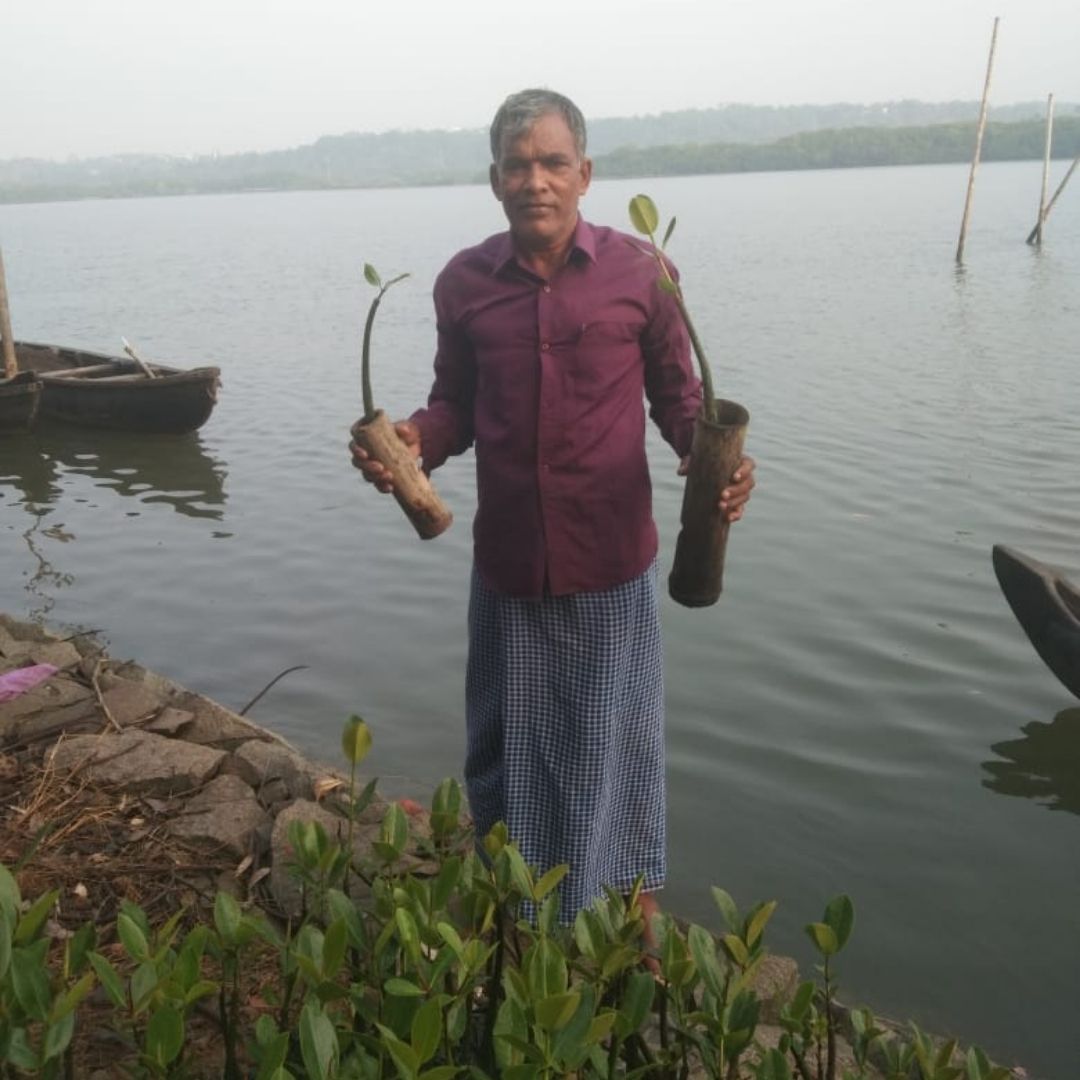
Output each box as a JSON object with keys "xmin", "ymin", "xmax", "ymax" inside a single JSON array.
[{"xmin": 2, "ymin": 162, "xmax": 1079, "ymax": 1076}]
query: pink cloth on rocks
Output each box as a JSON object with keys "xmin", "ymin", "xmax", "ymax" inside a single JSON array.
[{"xmin": 0, "ymin": 663, "xmax": 59, "ymax": 702}]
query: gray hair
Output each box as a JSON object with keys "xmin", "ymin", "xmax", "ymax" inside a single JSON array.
[{"xmin": 489, "ymin": 89, "xmax": 588, "ymax": 161}]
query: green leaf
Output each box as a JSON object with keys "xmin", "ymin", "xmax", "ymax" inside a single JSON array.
[
  {"xmin": 0, "ymin": 908, "xmax": 11, "ymax": 980},
  {"xmin": 395, "ymin": 907, "xmax": 422, "ymax": 963},
  {"xmin": 300, "ymin": 1001, "xmax": 339, "ymax": 1080},
  {"xmin": 342, "ymin": 714, "xmax": 373, "ymax": 765},
  {"xmin": 0, "ymin": 863, "xmax": 22, "ymax": 926},
  {"xmin": 721, "ymin": 931, "xmax": 750, "ymax": 968},
  {"xmin": 804, "ymin": 921, "xmax": 839, "ymax": 956},
  {"xmin": 688, "ymin": 924, "xmax": 726, "ymax": 998},
  {"xmin": 662, "ymin": 215, "xmax": 677, "ymax": 249},
  {"xmin": 42, "ymin": 1010, "xmax": 76, "ymax": 1062},
  {"xmin": 411, "ymin": 997, "xmax": 443, "ymax": 1065},
  {"xmin": 11, "ymin": 945, "xmax": 52, "ymax": 1020},
  {"xmin": 823, "ymin": 894, "xmax": 855, "ymax": 951},
  {"xmin": 745, "ymin": 900, "xmax": 777, "ymax": 949},
  {"xmin": 381, "ymin": 802, "xmax": 409, "ymax": 858},
  {"xmin": 584, "ymin": 1009, "xmax": 617, "ymax": 1044},
  {"xmin": 502, "ymin": 844, "xmax": 534, "ymax": 899},
  {"xmin": 67, "ymin": 921, "xmax": 96, "ymax": 976},
  {"xmin": 364, "ymin": 263, "xmax": 382, "ymax": 288},
  {"xmin": 787, "ymin": 979, "xmax": 815, "ymax": 1020},
  {"xmin": 534, "ymin": 991, "xmax": 580, "ymax": 1032},
  {"xmin": 377, "ymin": 1022, "xmax": 420, "ymax": 1079},
  {"xmin": 131, "ymin": 959, "xmax": 160, "ymax": 1012},
  {"xmin": 385, "ymin": 977, "xmax": 425, "ymax": 997},
  {"xmin": 482, "ymin": 820, "xmax": 508, "ymax": 858},
  {"xmin": 533, "ymin": 864, "xmax": 568, "ymax": 902},
  {"xmin": 658, "ymin": 276, "xmax": 679, "ymax": 295},
  {"xmin": 712, "ymin": 888, "xmax": 740, "ymax": 932},
  {"xmin": 323, "ymin": 917, "xmax": 348, "ymax": 979},
  {"xmin": 117, "ymin": 910, "xmax": 149, "ymax": 962},
  {"xmin": 628, "ymin": 194, "xmax": 659, "ymax": 236},
  {"xmin": 4, "ymin": 1028, "xmax": 38, "ymax": 1071},
  {"xmin": 13, "ymin": 888, "xmax": 58, "ymax": 944},
  {"xmin": 419, "ymin": 1068, "xmax": 460, "ymax": 1080},
  {"xmin": 436, "ymin": 921, "xmax": 465, "ymax": 961},
  {"xmin": 88, "ymin": 951, "xmax": 127, "ymax": 1008},
  {"xmin": 525, "ymin": 937, "xmax": 567, "ymax": 1000},
  {"xmin": 147, "ymin": 1005, "xmax": 184, "ymax": 1067},
  {"xmin": 213, "ymin": 891, "xmax": 243, "ymax": 946},
  {"xmin": 432, "ymin": 856, "xmax": 462, "ymax": 912},
  {"xmin": 617, "ymin": 970, "xmax": 655, "ymax": 1034},
  {"xmin": 756, "ymin": 1046, "xmax": 793, "ymax": 1080},
  {"xmin": 51, "ymin": 971, "xmax": 95, "ymax": 1021}
]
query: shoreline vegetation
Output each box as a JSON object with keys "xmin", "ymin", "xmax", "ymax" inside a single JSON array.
[
  {"xmin": 0, "ymin": 613, "xmax": 1022, "ymax": 1078},
  {"xmin": 1, "ymin": 101, "xmax": 1078, "ymax": 206}
]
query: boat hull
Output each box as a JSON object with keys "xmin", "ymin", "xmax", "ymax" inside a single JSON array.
[
  {"xmin": 993, "ymin": 544, "xmax": 1080, "ymax": 700},
  {"xmin": 16, "ymin": 342, "xmax": 220, "ymax": 435},
  {"xmin": 0, "ymin": 371, "xmax": 42, "ymax": 433}
]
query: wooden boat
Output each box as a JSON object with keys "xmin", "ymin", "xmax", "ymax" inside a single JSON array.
[
  {"xmin": 992, "ymin": 544, "xmax": 1080, "ymax": 700},
  {"xmin": 0, "ymin": 371, "xmax": 42, "ymax": 433},
  {"xmin": 15, "ymin": 341, "xmax": 220, "ymax": 434}
]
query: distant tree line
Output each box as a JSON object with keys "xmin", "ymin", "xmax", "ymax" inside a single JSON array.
[{"xmin": 0, "ymin": 104, "xmax": 1077, "ymax": 205}]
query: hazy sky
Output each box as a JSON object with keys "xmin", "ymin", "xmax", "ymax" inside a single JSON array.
[{"xmin": 6, "ymin": 0, "xmax": 1078, "ymax": 160}]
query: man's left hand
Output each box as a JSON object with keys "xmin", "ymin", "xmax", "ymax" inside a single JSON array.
[{"xmin": 677, "ymin": 455, "xmax": 756, "ymax": 523}]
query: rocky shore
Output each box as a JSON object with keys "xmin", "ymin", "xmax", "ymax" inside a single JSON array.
[{"xmin": 0, "ymin": 612, "xmax": 1023, "ymax": 1078}]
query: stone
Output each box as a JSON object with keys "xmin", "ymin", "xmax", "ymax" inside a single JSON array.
[
  {"xmin": 168, "ymin": 774, "xmax": 269, "ymax": 857},
  {"xmin": 169, "ymin": 692, "xmax": 269, "ymax": 749},
  {"xmin": 1, "ymin": 674, "xmax": 93, "ymax": 722},
  {"xmin": 145, "ymin": 707, "xmax": 195, "ymax": 736},
  {"xmin": 229, "ymin": 739, "xmax": 322, "ymax": 801},
  {"xmin": 100, "ymin": 680, "xmax": 165, "ymax": 727},
  {"xmin": 48, "ymin": 730, "xmax": 225, "ymax": 796},
  {"xmin": 749, "ymin": 953, "xmax": 801, "ymax": 1024},
  {"xmin": 0, "ymin": 639, "xmax": 82, "ymax": 671}
]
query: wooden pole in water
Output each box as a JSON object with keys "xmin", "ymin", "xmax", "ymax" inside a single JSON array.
[
  {"xmin": 956, "ymin": 16, "xmax": 1000, "ymax": 265},
  {"xmin": 1031, "ymin": 93, "xmax": 1055, "ymax": 246},
  {"xmin": 0, "ymin": 247, "xmax": 18, "ymax": 380},
  {"xmin": 1026, "ymin": 151, "xmax": 1078, "ymax": 245}
]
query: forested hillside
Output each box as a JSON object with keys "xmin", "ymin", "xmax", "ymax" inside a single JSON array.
[{"xmin": 1, "ymin": 101, "xmax": 1076, "ymax": 204}]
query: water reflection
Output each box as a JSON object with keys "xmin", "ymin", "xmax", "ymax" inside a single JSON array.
[
  {"xmin": 982, "ymin": 708, "xmax": 1080, "ymax": 815},
  {"xmin": 1, "ymin": 424, "xmax": 227, "ymax": 520},
  {"xmin": 20, "ymin": 508, "xmax": 74, "ymax": 622}
]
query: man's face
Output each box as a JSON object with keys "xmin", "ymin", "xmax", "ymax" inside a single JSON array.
[{"xmin": 489, "ymin": 112, "xmax": 592, "ymax": 253}]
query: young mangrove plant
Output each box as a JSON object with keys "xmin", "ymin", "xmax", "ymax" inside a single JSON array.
[
  {"xmin": 351, "ymin": 261, "xmax": 454, "ymax": 540},
  {"xmin": 628, "ymin": 193, "xmax": 717, "ymax": 423},
  {"xmin": 360, "ymin": 263, "xmax": 409, "ymax": 423}
]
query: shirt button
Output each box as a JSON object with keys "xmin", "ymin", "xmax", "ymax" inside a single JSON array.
[{"xmin": 541, "ymin": 342, "xmax": 550, "ymax": 351}]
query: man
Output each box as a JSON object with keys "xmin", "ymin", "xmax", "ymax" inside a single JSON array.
[{"xmin": 351, "ymin": 89, "xmax": 754, "ymax": 923}]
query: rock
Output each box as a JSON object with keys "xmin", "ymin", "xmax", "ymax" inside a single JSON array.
[
  {"xmin": 750, "ymin": 953, "xmax": 801, "ymax": 1024},
  {"xmin": 100, "ymin": 680, "xmax": 165, "ymax": 727},
  {"xmin": 229, "ymin": 738, "xmax": 332, "ymax": 803},
  {"xmin": 48, "ymin": 730, "xmax": 225, "ymax": 795},
  {"xmin": 145, "ymin": 707, "xmax": 195, "ymax": 736},
  {"xmin": 168, "ymin": 774, "xmax": 269, "ymax": 857},
  {"xmin": 0, "ymin": 639, "xmax": 82, "ymax": 671},
  {"xmin": 0, "ymin": 615, "xmax": 54, "ymax": 645},
  {"xmin": 168, "ymin": 692, "xmax": 269, "ymax": 749}
]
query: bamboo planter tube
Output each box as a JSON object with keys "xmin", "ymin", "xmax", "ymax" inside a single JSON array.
[
  {"xmin": 669, "ymin": 399, "xmax": 750, "ymax": 608},
  {"xmin": 352, "ymin": 410, "xmax": 453, "ymax": 540}
]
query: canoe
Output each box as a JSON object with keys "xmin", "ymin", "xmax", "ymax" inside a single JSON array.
[
  {"xmin": 992, "ymin": 544, "xmax": 1080, "ymax": 700},
  {"xmin": 0, "ymin": 371, "xmax": 42, "ymax": 433},
  {"xmin": 16, "ymin": 341, "xmax": 220, "ymax": 434}
]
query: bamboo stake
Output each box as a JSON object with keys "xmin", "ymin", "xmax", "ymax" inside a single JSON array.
[
  {"xmin": 1031, "ymin": 94, "xmax": 1055, "ymax": 246},
  {"xmin": 1026, "ymin": 151, "xmax": 1078, "ymax": 245},
  {"xmin": 0, "ymin": 246, "xmax": 18, "ymax": 379},
  {"xmin": 956, "ymin": 16, "xmax": 1000, "ymax": 265}
]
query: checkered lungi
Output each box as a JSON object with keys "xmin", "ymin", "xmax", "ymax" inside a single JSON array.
[{"xmin": 465, "ymin": 561, "xmax": 666, "ymax": 922}]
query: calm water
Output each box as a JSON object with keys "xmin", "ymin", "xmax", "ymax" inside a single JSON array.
[{"xmin": 2, "ymin": 164, "xmax": 1079, "ymax": 1077}]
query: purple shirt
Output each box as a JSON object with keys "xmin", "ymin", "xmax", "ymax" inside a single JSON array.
[{"xmin": 411, "ymin": 217, "xmax": 701, "ymax": 599}]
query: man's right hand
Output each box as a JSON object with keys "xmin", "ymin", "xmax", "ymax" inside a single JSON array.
[{"xmin": 349, "ymin": 418, "xmax": 422, "ymax": 493}]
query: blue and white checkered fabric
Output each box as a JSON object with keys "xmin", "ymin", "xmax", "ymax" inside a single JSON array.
[{"xmin": 465, "ymin": 561, "xmax": 666, "ymax": 922}]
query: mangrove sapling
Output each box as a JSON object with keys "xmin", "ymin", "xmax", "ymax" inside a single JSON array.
[
  {"xmin": 628, "ymin": 194, "xmax": 750, "ymax": 607},
  {"xmin": 351, "ymin": 262, "xmax": 454, "ymax": 540}
]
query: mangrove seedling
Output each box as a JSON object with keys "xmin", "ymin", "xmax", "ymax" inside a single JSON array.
[
  {"xmin": 360, "ymin": 263, "xmax": 409, "ymax": 422},
  {"xmin": 628, "ymin": 194, "xmax": 717, "ymax": 423}
]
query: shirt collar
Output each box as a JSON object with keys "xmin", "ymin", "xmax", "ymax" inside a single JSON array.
[{"xmin": 491, "ymin": 216, "xmax": 598, "ymax": 277}]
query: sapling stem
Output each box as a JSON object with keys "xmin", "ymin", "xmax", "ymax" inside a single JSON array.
[
  {"xmin": 628, "ymin": 195, "xmax": 718, "ymax": 424},
  {"xmin": 360, "ymin": 266, "xmax": 409, "ymax": 422}
]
